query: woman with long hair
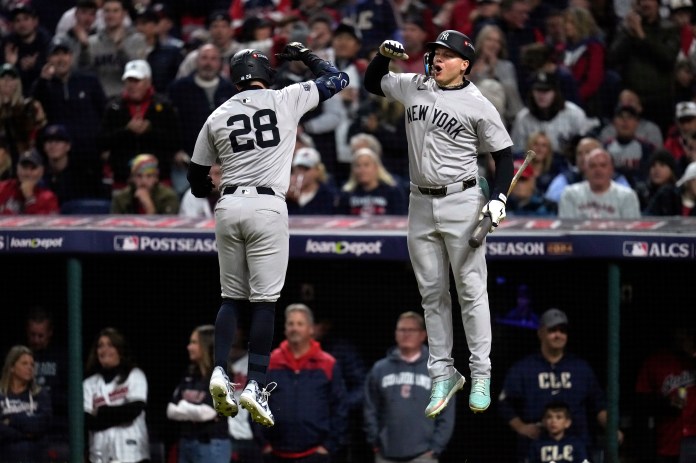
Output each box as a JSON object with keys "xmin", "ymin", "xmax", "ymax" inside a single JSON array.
[
  {"xmin": 83, "ymin": 327, "xmax": 150, "ymax": 463},
  {"xmin": 0, "ymin": 345, "xmax": 52, "ymax": 462},
  {"xmin": 562, "ymin": 6, "xmax": 606, "ymax": 117},
  {"xmin": 337, "ymin": 147, "xmax": 407, "ymax": 216},
  {"xmin": 167, "ymin": 325, "xmax": 231, "ymax": 463},
  {"xmin": 0, "ymin": 63, "xmax": 46, "ymax": 164},
  {"xmin": 469, "ymin": 24, "xmax": 524, "ymax": 127},
  {"xmin": 524, "ymin": 131, "xmax": 565, "ymax": 195}
]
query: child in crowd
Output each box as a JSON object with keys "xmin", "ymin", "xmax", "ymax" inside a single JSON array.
[{"xmin": 528, "ymin": 401, "xmax": 589, "ymax": 463}]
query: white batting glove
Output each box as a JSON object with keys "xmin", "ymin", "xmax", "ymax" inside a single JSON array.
[
  {"xmin": 379, "ymin": 40, "xmax": 409, "ymax": 61},
  {"xmin": 479, "ymin": 194, "xmax": 507, "ymax": 232}
]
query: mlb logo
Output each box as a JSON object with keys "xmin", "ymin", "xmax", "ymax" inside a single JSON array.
[
  {"xmin": 622, "ymin": 241, "xmax": 648, "ymax": 257},
  {"xmin": 114, "ymin": 235, "xmax": 139, "ymax": 251}
]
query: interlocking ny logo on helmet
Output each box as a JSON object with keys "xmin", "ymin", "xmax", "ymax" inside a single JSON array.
[
  {"xmin": 425, "ymin": 30, "xmax": 476, "ymax": 75},
  {"xmin": 230, "ymin": 49, "xmax": 276, "ymax": 85}
]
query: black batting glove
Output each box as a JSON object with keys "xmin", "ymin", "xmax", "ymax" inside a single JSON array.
[
  {"xmin": 275, "ymin": 42, "xmax": 311, "ymax": 62},
  {"xmin": 187, "ymin": 162, "xmax": 215, "ymax": 198},
  {"xmin": 191, "ymin": 176, "xmax": 214, "ymax": 198}
]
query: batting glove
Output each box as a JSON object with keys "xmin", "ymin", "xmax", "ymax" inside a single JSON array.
[
  {"xmin": 275, "ymin": 42, "xmax": 311, "ymax": 62},
  {"xmin": 479, "ymin": 194, "xmax": 507, "ymax": 232},
  {"xmin": 379, "ymin": 40, "xmax": 409, "ymax": 61},
  {"xmin": 190, "ymin": 176, "xmax": 214, "ymax": 198}
]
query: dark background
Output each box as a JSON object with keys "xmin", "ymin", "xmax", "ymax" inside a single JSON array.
[{"xmin": 2, "ymin": 255, "xmax": 692, "ymax": 462}]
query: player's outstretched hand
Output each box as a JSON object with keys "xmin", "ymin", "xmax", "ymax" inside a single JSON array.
[
  {"xmin": 379, "ymin": 40, "xmax": 409, "ymax": 61},
  {"xmin": 276, "ymin": 42, "xmax": 311, "ymax": 62},
  {"xmin": 478, "ymin": 195, "xmax": 507, "ymax": 232}
]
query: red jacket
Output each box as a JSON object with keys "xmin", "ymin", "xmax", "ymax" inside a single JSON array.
[
  {"xmin": 0, "ymin": 179, "xmax": 59, "ymax": 215},
  {"xmin": 566, "ymin": 39, "xmax": 605, "ymax": 103}
]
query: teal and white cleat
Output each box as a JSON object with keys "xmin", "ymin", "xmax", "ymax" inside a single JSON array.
[
  {"xmin": 469, "ymin": 377, "xmax": 491, "ymax": 413},
  {"xmin": 425, "ymin": 370, "xmax": 465, "ymax": 419}
]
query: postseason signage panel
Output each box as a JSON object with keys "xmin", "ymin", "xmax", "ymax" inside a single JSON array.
[{"xmin": 0, "ymin": 216, "xmax": 695, "ymax": 260}]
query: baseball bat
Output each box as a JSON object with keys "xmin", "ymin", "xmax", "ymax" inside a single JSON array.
[{"xmin": 468, "ymin": 150, "xmax": 537, "ymax": 248}]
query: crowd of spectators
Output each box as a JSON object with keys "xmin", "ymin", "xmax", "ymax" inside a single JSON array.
[
  {"xmin": 2, "ymin": 303, "xmax": 693, "ymax": 462},
  {"xmin": 0, "ymin": 0, "xmax": 694, "ymax": 218}
]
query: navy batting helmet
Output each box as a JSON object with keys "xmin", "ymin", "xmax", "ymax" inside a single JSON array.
[
  {"xmin": 230, "ymin": 49, "xmax": 276, "ymax": 85},
  {"xmin": 424, "ymin": 30, "xmax": 476, "ymax": 75}
]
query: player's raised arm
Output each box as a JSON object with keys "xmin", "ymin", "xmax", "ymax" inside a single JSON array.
[
  {"xmin": 275, "ymin": 42, "xmax": 349, "ymax": 102},
  {"xmin": 364, "ymin": 40, "xmax": 409, "ymax": 97}
]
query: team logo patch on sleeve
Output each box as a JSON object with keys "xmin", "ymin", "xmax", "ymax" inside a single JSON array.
[{"xmin": 302, "ymin": 83, "xmax": 311, "ymax": 91}]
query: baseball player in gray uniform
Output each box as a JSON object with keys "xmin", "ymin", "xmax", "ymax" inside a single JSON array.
[
  {"xmin": 187, "ymin": 44, "xmax": 348, "ymax": 427},
  {"xmin": 364, "ymin": 31, "xmax": 514, "ymax": 417}
]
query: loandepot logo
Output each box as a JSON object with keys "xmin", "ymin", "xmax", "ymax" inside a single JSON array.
[
  {"xmin": 305, "ymin": 239, "xmax": 383, "ymax": 257},
  {"xmin": 9, "ymin": 237, "xmax": 64, "ymax": 249}
]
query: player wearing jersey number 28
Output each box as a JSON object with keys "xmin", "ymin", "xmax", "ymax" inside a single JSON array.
[
  {"xmin": 187, "ymin": 44, "xmax": 348, "ymax": 427},
  {"xmin": 365, "ymin": 32, "xmax": 514, "ymax": 417}
]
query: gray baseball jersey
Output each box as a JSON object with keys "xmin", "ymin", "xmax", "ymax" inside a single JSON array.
[
  {"xmin": 191, "ymin": 83, "xmax": 321, "ymax": 197},
  {"xmin": 192, "ymin": 82, "xmax": 321, "ymax": 301},
  {"xmin": 380, "ymin": 73, "xmax": 512, "ymax": 186},
  {"xmin": 378, "ymin": 71, "xmax": 512, "ymax": 382}
]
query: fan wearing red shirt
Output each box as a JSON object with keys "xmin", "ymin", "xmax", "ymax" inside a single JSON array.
[
  {"xmin": 636, "ymin": 326, "xmax": 696, "ymax": 462},
  {"xmin": 0, "ymin": 149, "xmax": 58, "ymax": 215}
]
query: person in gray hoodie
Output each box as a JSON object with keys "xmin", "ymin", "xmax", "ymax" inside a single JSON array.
[{"xmin": 364, "ymin": 311, "xmax": 456, "ymax": 463}]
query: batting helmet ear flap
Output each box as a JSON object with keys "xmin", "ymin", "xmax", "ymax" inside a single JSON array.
[{"xmin": 423, "ymin": 51, "xmax": 434, "ymax": 76}]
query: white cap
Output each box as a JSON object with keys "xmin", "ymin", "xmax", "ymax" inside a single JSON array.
[
  {"xmin": 676, "ymin": 101, "xmax": 696, "ymax": 119},
  {"xmin": 677, "ymin": 161, "xmax": 696, "ymax": 187},
  {"xmin": 670, "ymin": 0, "xmax": 693, "ymax": 10},
  {"xmin": 122, "ymin": 60, "xmax": 152, "ymax": 81},
  {"xmin": 292, "ymin": 147, "xmax": 321, "ymax": 168}
]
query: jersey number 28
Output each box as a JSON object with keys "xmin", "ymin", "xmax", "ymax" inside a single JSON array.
[{"xmin": 227, "ymin": 109, "xmax": 280, "ymax": 153}]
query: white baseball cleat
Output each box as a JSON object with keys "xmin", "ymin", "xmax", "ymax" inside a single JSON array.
[
  {"xmin": 240, "ymin": 380, "xmax": 277, "ymax": 427},
  {"xmin": 209, "ymin": 366, "xmax": 239, "ymax": 417}
]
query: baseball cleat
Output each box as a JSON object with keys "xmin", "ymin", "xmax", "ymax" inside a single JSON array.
[
  {"xmin": 425, "ymin": 370, "xmax": 465, "ymax": 419},
  {"xmin": 469, "ymin": 377, "xmax": 491, "ymax": 413},
  {"xmin": 240, "ymin": 380, "xmax": 277, "ymax": 427},
  {"xmin": 209, "ymin": 366, "xmax": 239, "ymax": 417}
]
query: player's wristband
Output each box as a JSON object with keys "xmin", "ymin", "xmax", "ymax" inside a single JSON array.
[{"xmin": 302, "ymin": 52, "xmax": 338, "ymax": 77}]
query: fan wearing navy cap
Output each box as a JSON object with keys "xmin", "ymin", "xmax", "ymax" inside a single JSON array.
[
  {"xmin": 33, "ymin": 35, "xmax": 107, "ymax": 180},
  {"xmin": 41, "ymin": 124, "xmax": 100, "ymax": 204},
  {"xmin": 0, "ymin": 149, "xmax": 59, "ymax": 214},
  {"xmin": 498, "ymin": 308, "xmax": 622, "ymax": 462},
  {"xmin": 0, "ymin": 3, "xmax": 52, "ymax": 96}
]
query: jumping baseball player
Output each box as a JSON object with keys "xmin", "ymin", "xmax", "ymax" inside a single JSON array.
[
  {"xmin": 364, "ymin": 31, "xmax": 514, "ymax": 416},
  {"xmin": 187, "ymin": 45, "xmax": 348, "ymax": 427}
]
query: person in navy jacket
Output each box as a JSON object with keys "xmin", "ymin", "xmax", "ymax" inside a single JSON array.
[
  {"xmin": 261, "ymin": 303, "xmax": 348, "ymax": 462},
  {"xmin": 0, "ymin": 345, "xmax": 52, "ymax": 462},
  {"xmin": 498, "ymin": 308, "xmax": 621, "ymax": 462}
]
